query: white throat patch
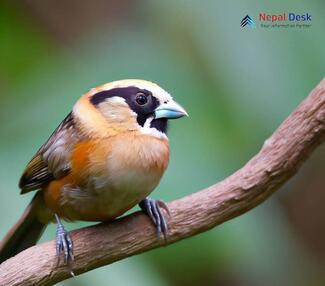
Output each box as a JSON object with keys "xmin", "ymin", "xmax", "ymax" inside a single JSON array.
[{"xmin": 140, "ymin": 116, "xmax": 168, "ymax": 140}]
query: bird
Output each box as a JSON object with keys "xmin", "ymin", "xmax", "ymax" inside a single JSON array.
[{"xmin": 0, "ymin": 79, "xmax": 188, "ymax": 266}]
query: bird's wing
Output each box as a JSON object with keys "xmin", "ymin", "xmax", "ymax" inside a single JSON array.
[{"xmin": 19, "ymin": 112, "xmax": 78, "ymax": 194}]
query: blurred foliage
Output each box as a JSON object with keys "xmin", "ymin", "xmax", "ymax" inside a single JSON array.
[{"xmin": 1, "ymin": 1, "xmax": 325, "ymax": 285}]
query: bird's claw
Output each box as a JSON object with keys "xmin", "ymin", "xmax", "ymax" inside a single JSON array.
[
  {"xmin": 139, "ymin": 198, "xmax": 169, "ymax": 240},
  {"xmin": 55, "ymin": 215, "xmax": 74, "ymax": 269}
]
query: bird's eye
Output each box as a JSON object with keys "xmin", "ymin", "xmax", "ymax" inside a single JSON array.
[{"xmin": 135, "ymin": 93, "xmax": 148, "ymax": 105}]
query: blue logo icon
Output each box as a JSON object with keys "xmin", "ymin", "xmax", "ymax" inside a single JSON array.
[{"xmin": 241, "ymin": 15, "xmax": 255, "ymax": 28}]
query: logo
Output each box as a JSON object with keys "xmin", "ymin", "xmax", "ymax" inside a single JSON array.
[
  {"xmin": 241, "ymin": 15, "xmax": 255, "ymax": 28},
  {"xmin": 259, "ymin": 12, "xmax": 311, "ymax": 22},
  {"xmin": 240, "ymin": 12, "xmax": 312, "ymax": 29}
]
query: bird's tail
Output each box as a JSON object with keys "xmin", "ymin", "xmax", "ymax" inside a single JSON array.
[{"xmin": 0, "ymin": 192, "xmax": 49, "ymax": 263}]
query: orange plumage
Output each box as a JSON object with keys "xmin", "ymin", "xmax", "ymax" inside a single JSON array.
[{"xmin": 0, "ymin": 79, "xmax": 187, "ymax": 265}]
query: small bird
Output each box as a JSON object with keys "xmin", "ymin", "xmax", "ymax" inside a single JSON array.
[{"xmin": 0, "ymin": 79, "xmax": 187, "ymax": 265}]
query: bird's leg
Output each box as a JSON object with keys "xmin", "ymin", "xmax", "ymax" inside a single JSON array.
[
  {"xmin": 139, "ymin": 198, "xmax": 170, "ymax": 240},
  {"xmin": 55, "ymin": 214, "xmax": 74, "ymax": 268}
]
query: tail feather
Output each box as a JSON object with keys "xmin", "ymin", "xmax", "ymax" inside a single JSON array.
[{"xmin": 0, "ymin": 192, "xmax": 48, "ymax": 263}]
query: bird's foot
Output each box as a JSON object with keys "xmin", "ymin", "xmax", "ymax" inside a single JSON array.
[
  {"xmin": 55, "ymin": 214, "xmax": 74, "ymax": 274},
  {"xmin": 139, "ymin": 197, "xmax": 170, "ymax": 240}
]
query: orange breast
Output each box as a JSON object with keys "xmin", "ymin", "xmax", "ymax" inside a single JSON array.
[{"xmin": 43, "ymin": 133, "xmax": 169, "ymax": 222}]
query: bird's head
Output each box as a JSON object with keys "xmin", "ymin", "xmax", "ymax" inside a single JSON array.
[{"xmin": 74, "ymin": 79, "xmax": 188, "ymax": 139}]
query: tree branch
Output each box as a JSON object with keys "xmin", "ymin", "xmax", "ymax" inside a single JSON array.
[{"xmin": 1, "ymin": 78, "xmax": 325, "ymax": 286}]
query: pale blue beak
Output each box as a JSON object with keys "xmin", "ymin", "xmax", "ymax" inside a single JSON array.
[{"xmin": 154, "ymin": 100, "xmax": 188, "ymax": 119}]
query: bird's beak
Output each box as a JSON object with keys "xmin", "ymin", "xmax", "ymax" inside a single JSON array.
[{"xmin": 154, "ymin": 100, "xmax": 188, "ymax": 119}]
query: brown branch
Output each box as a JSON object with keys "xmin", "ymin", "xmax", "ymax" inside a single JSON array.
[{"xmin": 1, "ymin": 78, "xmax": 325, "ymax": 286}]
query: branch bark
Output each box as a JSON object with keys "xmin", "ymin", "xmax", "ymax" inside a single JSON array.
[{"xmin": 1, "ymin": 78, "xmax": 325, "ymax": 286}]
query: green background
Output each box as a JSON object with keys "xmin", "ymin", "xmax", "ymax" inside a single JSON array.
[{"xmin": 1, "ymin": 1, "xmax": 325, "ymax": 285}]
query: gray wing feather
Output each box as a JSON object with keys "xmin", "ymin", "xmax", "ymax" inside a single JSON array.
[{"xmin": 19, "ymin": 112, "xmax": 78, "ymax": 193}]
